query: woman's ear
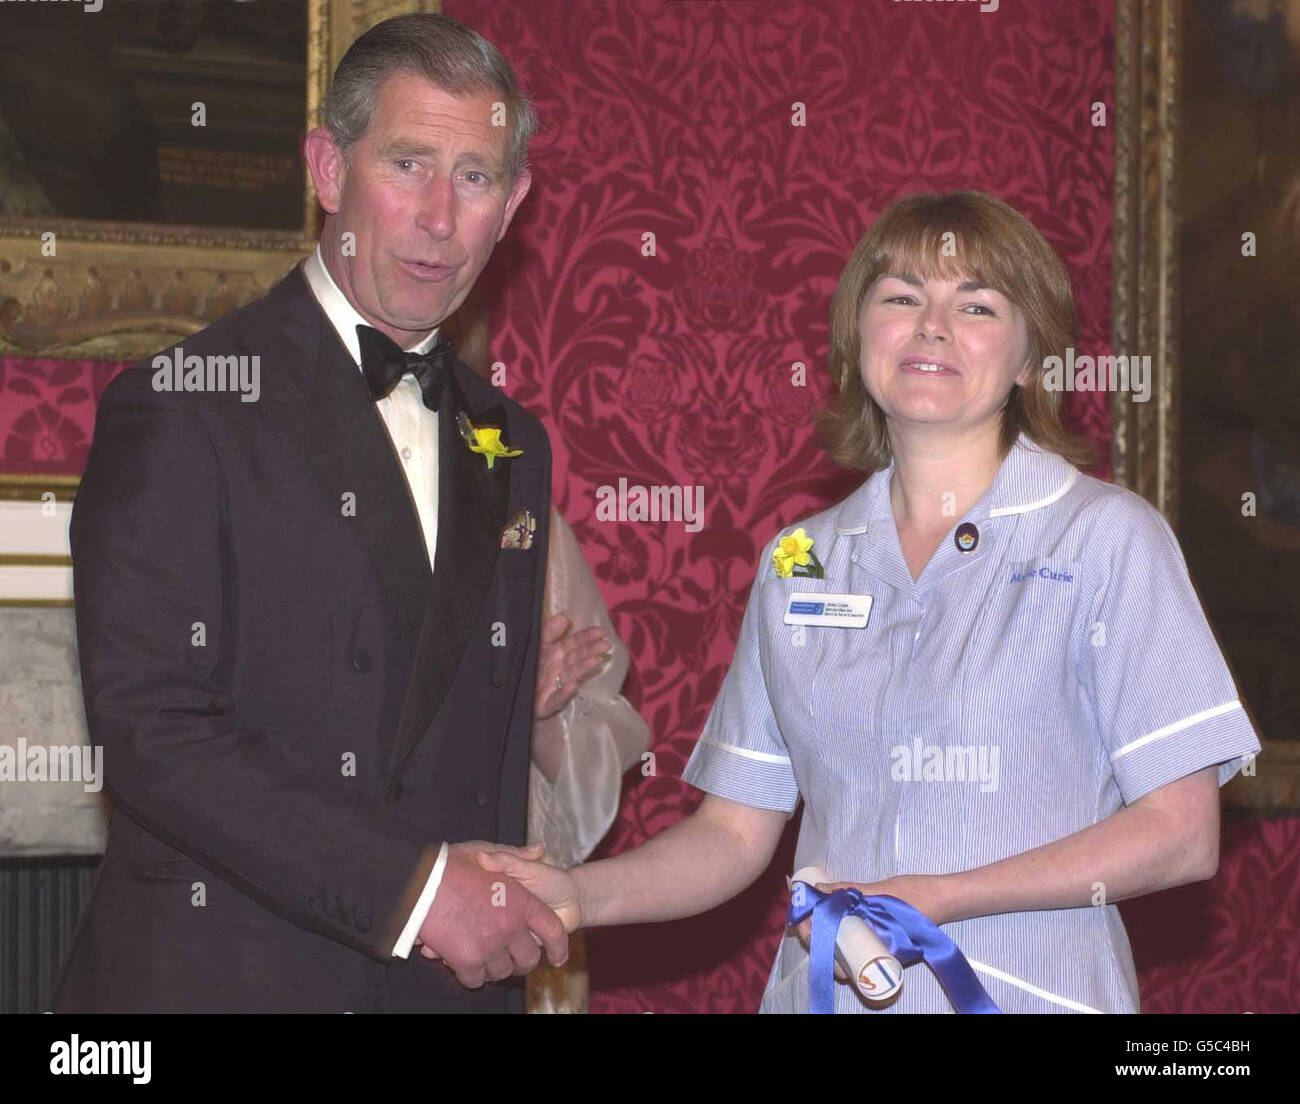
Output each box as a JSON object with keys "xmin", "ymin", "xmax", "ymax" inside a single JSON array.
[{"xmin": 1014, "ymin": 352, "xmax": 1035, "ymax": 389}]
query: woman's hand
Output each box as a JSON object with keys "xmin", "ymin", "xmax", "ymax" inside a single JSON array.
[
  {"xmin": 792, "ymin": 874, "xmax": 956, "ymax": 959},
  {"xmin": 473, "ymin": 848, "xmax": 585, "ymax": 933},
  {"xmin": 534, "ymin": 613, "xmax": 612, "ymax": 721}
]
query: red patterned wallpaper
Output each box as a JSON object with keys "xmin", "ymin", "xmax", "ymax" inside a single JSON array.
[
  {"xmin": 445, "ymin": 0, "xmax": 1119, "ymax": 1014},
  {"xmin": 4, "ymin": 0, "xmax": 1293, "ymax": 1013},
  {"xmin": 0, "ymin": 357, "xmax": 123, "ymax": 476}
]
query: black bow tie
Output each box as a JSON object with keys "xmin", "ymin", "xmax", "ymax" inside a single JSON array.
[{"xmin": 356, "ymin": 324, "xmax": 457, "ymax": 411}]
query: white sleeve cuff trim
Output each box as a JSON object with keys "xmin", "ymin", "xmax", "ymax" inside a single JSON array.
[
  {"xmin": 391, "ymin": 841, "xmax": 449, "ymax": 959},
  {"xmin": 968, "ymin": 959, "xmax": 1103, "ymax": 1014},
  {"xmin": 696, "ymin": 736, "xmax": 791, "ymax": 764},
  {"xmin": 1110, "ymin": 700, "xmax": 1243, "ymax": 763}
]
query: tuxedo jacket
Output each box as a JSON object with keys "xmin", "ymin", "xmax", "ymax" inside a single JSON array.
[{"xmin": 51, "ymin": 264, "xmax": 551, "ymax": 1013}]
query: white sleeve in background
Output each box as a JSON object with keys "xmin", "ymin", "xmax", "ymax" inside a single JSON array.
[
  {"xmin": 390, "ymin": 841, "xmax": 449, "ymax": 959},
  {"xmin": 526, "ymin": 510, "xmax": 654, "ymax": 868}
]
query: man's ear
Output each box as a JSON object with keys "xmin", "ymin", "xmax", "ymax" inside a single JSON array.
[
  {"xmin": 496, "ymin": 168, "xmax": 533, "ymax": 243},
  {"xmin": 304, "ymin": 127, "xmax": 347, "ymax": 215}
]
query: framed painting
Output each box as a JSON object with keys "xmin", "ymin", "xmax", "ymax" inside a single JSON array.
[
  {"xmin": 0, "ymin": 0, "xmax": 440, "ymax": 602},
  {"xmin": 1114, "ymin": 0, "xmax": 1300, "ymax": 810}
]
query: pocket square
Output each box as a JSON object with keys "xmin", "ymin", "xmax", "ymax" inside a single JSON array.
[{"xmin": 501, "ymin": 509, "xmax": 537, "ymax": 550}]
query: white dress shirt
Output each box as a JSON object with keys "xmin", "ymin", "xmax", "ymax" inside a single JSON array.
[{"xmin": 302, "ymin": 246, "xmax": 449, "ymax": 960}]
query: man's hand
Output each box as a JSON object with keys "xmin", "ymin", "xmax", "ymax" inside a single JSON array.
[
  {"xmin": 473, "ymin": 848, "xmax": 584, "ymax": 933},
  {"xmin": 414, "ymin": 841, "xmax": 568, "ymax": 989},
  {"xmin": 415, "ymin": 838, "xmax": 542, "ymax": 952}
]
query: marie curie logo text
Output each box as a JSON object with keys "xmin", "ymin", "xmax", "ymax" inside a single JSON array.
[{"xmin": 1009, "ymin": 564, "xmax": 1074, "ymax": 584}]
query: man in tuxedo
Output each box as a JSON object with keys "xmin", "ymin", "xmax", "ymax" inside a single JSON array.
[{"xmin": 51, "ymin": 13, "xmax": 565, "ymax": 1013}]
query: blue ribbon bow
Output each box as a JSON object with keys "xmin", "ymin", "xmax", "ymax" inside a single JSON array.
[{"xmin": 787, "ymin": 883, "xmax": 1001, "ymax": 1014}]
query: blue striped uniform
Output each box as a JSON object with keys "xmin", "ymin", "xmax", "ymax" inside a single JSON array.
[{"xmin": 682, "ymin": 433, "xmax": 1261, "ymax": 1014}]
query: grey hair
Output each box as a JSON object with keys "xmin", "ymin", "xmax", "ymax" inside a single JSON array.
[{"xmin": 322, "ymin": 12, "xmax": 537, "ymax": 184}]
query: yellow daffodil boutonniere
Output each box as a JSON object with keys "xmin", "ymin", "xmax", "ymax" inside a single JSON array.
[
  {"xmin": 772, "ymin": 527, "xmax": 824, "ymax": 578},
  {"xmin": 457, "ymin": 412, "xmax": 523, "ymax": 470}
]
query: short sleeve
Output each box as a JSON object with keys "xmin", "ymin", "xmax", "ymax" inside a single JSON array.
[
  {"xmin": 1079, "ymin": 492, "xmax": 1261, "ymax": 805},
  {"xmin": 681, "ymin": 546, "xmax": 800, "ymax": 813}
]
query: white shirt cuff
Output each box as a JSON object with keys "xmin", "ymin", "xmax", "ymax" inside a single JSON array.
[{"xmin": 390, "ymin": 841, "xmax": 449, "ymax": 959}]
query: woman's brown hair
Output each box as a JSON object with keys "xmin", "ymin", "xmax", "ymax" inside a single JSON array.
[
  {"xmin": 440, "ymin": 287, "xmax": 491, "ymax": 378},
  {"xmin": 816, "ymin": 190, "xmax": 1095, "ymax": 474}
]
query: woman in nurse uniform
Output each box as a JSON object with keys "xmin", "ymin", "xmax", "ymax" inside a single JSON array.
[{"xmin": 473, "ymin": 191, "xmax": 1262, "ymax": 1013}]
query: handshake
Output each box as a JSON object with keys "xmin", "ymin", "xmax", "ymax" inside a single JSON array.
[{"xmin": 412, "ymin": 839, "xmax": 583, "ymax": 989}]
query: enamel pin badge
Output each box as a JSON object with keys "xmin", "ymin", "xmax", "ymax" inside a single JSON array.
[{"xmin": 501, "ymin": 509, "xmax": 537, "ymax": 551}]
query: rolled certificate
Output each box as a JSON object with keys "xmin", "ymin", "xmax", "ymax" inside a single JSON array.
[{"xmin": 791, "ymin": 866, "xmax": 904, "ymax": 1004}]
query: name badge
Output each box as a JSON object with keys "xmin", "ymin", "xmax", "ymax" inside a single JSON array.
[{"xmin": 783, "ymin": 592, "xmax": 872, "ymax": 628}]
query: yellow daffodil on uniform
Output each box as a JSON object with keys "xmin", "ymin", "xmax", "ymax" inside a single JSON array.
[
  {"xmin": 772, "ymin": 527, "xmax": 825, "ymax": 579},
  {"xmin": 457, "ymin": 412, "xmax": 523, "ymax": 470}
]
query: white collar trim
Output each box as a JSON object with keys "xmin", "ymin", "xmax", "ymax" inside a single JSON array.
[
  {"xmin": 989, "ymin": 466, "xmax": 1079, "ymax": 516},
  {"xmin": 832, "ymin": 434, "xmax": 1079, "ymax": 534}
]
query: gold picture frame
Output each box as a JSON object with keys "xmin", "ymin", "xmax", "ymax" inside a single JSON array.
[
  {"xmin": 1113, "ymin": 0, "xmax": 1299, "ymax": 810},
  {"xmin": 0, "ymin": 0, "xmax": 440, "ymax": 494},
  {"xmin": 0, "ymin": 0, "xmax": 441, "ymax": 607}
]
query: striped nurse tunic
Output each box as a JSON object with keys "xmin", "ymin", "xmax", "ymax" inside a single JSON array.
[{"xmin": 681, "ymin": 432, "xmax": 1261, "ymax": 1014}]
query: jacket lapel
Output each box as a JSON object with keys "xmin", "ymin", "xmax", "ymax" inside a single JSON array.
[
  {"xmin": 388, "ymin": 366, "xmax": 512, "ymax": 771},
  {"xmin": 257, "ymin": 267, "xmax": 431, "ymax": 645}
]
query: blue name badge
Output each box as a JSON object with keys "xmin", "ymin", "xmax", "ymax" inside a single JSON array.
[{"xmin": 782, "ymin": 592, "xmax": 872, "ymax": 628}]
